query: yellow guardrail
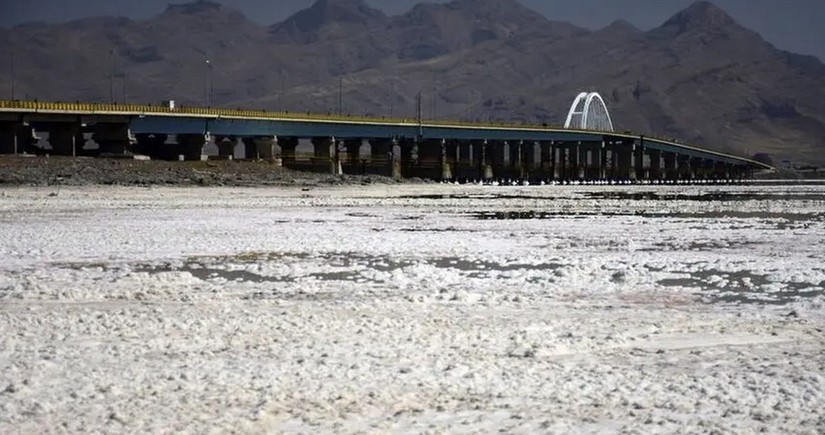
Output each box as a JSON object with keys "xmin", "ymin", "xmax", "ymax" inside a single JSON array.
[{"xmin": 0, "ymin": 99, "xmax": 577, "ymax": 130}]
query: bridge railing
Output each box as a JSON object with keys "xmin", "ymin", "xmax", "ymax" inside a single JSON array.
[{"xmin": 0, "ymin": 99, "xmax": 584, "ymax": 130}]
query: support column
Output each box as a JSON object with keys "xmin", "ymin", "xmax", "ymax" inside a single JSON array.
[
  {"xmin": 214, "ymin": 136, "xmax": 237, "ymax": 160},
  {"xmin": 177, "ymin": 134, "xmax": 208, "ymax": 161},
  {"xmin": 0, "ymin": 122, "xmax": 18, "ymax": 154},
  {"xmin": 521, "ymin": 141, "xmax": 537, "ymax": 181},
  {"xmin": 455, "ymin": 141, "xmax": 473, "ymax": 181},
  {"xmin": 440, "ymin": 139, "xmax": 453, "ymax": 181},
  {"xmin": 615, "ymin": 144, "xmax": 634, "ymax": 180},
  {"xmin": 634, "ymin": 140, "xmax": 644, "ymax": 181},
  {"xmin": 48, "ymin": 123, "xmax": 84, "ymax": 156},
  {"xmin": 649, "ymin": 150, "xmax": 662, "ymax": 180},
  {"xmin": 677, "ymin": 154, "xmax": 692, "ymax": 179},
  {"xmin": 539, "ymin": 141, "xmax": 552, "ymax": 179},
  {"xmin": 279, "ymin": 137, "xmax": 298, "ymax": 167},
  {"xmin": 550, "ymin": 142, "xmax": 560, "ymax": 181},
  {"xmin": 473, "ymin": 140, "xmax": 493, "ymax": 180},
  {"xmin": 663, "ymin": 152, "xmax": 677, "ymax": 180},
  {"xmin": 342, "ymin": 139, "xmax": 364, "ymax": 175},
  {"xmin": 135, "ymin": 134, "xmax": 167, "ymax": 159},
  {"xmin": 369, "ymin": 138, "xmax": 393, "ymax": 177},
  {"xmin": 242, "ymin": 136, "xmax": 278, "ymax": 161},
  {"xmin": 391, "ymin": 137, "xmax": 402, "ymax": 179},
  {"xmin": 92, "ymin": 123, "xmax": 133, "ymax": 156},
  {"xmin": 486, "ymin": 141, "xmax": 506, "ymax": 180},
  {"xmin": 599, "ymin": 141, "xmax": 608, "ymax": 179},
  {"xmin": 575, "ymin": 142, "xmax": 585, "ymax": 180},
  {"xmin": 553, "ymin": 142, "xmax": 568, "ymax": 180},
  {"xmin": 509, "ymin": 140, "xmax": 526, "ymax": 180},
  {"xmin": 311, "ymin": 136, "xmax": 339, "ymax": 175}
]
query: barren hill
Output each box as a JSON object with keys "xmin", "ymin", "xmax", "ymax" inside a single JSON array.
[{"xmin": 1, "ymin": 0, "xmax": 823, "ymax": 164}]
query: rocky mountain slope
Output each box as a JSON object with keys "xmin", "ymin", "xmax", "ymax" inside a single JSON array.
[{"xmin": 1, "ymin": 0, "xmax": 823, "ymax": 164}]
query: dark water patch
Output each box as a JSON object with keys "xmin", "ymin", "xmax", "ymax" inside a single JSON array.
[
  {"xmin": 585, "ymin": 192, "xmax": 825, "ymax": 202},
  {"xmin": 399, "ymin": 194, "xmax": 545, "ymax": 201},
  {"xmin": 125, "ymin": 252, "xmax": 567, "ymax": 293},
  {"xmin": 640, "ymin": 240, "xmax": 763, "ymax": 252},
  {"xmin": 658, "ymin": 268, "xmax": 825, "ymax": 305},
  {"xmin": 471, "ymin": 210, "xmax": 825, "ymax": 221},
  {"xmin": 473, "ymin": 211, "xmax": 634, "ymax": 220}
]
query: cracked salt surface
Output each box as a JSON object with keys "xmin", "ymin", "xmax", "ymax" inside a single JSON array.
[{"xmin": 0, "ymin": 184, "xmax": 824, "ymax": 433}]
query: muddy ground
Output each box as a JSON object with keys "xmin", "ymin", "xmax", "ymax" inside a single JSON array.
[{"xmin": 0, "ymin": 156, "xmax": 408, "ymax": 187}]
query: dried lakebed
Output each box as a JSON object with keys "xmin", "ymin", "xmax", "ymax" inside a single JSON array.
[{"xmin": 1, "ymin": 184, "xmax": 824, "ymax": 433}]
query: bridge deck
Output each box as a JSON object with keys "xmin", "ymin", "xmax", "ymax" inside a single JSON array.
[{"xmin": 0, "ymin": 100, "xmax": 770, "ymax": 170}]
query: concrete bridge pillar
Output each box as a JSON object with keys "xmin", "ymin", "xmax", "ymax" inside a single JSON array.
[
  {"xmin": 0, "ymin": 122, "xmax": 19, "ymax": 154},
  {"xmin": 48, "ymin": 123, "xmax": 84, "ymax": 156},
  {"xmin": 342, "ymin": 139, "xmax": 365, "ymax": 174},
  {"xmin": 311, "ymin": 136, "xmax": 340, "ymax": 175},
  {"xmin": 553, "ymin": 143, "xmax": 563, "ymax": 180},
  {"xmin": 135, "ymin": 134, "xmax": 168, "ymax": 159},
  {"xmin": 648, "ymin": 150, "xmax": 662, "ymax": 180},
  {"xmin": 368, "ymin": 138, "xmax": 392, "ymax": 177},
  {"xmin": 538, "ymin": 142, "xmax": 552, "ymax": 180},
  {"xmin": 444, "ymin": 139, "xmax": 458, "ymax": 181},
  {"xmin": 677, "ymin": 154, "xmax": 692, "ymax": 179},
  {"xmin": 634, "ymin": 142, "xmax": 644, "ymax": 181},
  {"xmin": 487, "ymin": 141, "xmax": 507, "ymax": 180},
  {"xmin": 213, "ymin": 136, "xmax": 237, "ymax": 160},
  {"xmin": 243, "ymin": 138, "xmax": 256, "ymax": 159},
  {"xmin": 439, "ymin": 139, "xmax": 453, "ymax": 181},
  {"xmin": 92, "ymin": 123, "xmax": 133, "ymax": 156},
  {"xmin": 279, "ymin": 137, "xmax": 298, "ymax": 167},
  {"xmin": 663, "ymin": 152, "xmax": 677, "ymax": 180},
  {"xmin": 567, "ymin": 143, "xmax": 580, "ymax": 181},
  {"xmin": 242, "ymin": 136, "xmax": 277, "ymax": 161},
  {"xmin": 508, "ymin": 140, "xmax": 526, "ymax": 180},
  {"xmin": 472, "ymin": 140, "xmax": 493, "ymax": 180},
  {"xmin": 524, "ymin": 141, "xmax": 539, "ymax": 170},
  {"xmin": 599, "ymin": 141, "xmax": 608, "ymax": 179},
  {"xmin": 391, "ymin": 138, "xmax": 402, "ymax": 179},
  {"xmin": 399, "ymin": 138, "xmax": 419, "ymax": 179},
  {"xmin": 177, "ymin": 134, "xmax": 209, "ymax": 161},
  {"xmin": 614, "ymin": 144, "xmax": 634, "ymax": 181},
  {"xmin": 414, "ymin": 139, "xmax": 441, "ymax": 179}
]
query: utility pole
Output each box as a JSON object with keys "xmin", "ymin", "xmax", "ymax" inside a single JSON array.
[
  {"xmin": 206, "ymin": 59, "xmax": 214, "ymax": 107},
  {"xmin": 338, "ymin": 77, "xmax": 343, "ymax": 116},
  {"xmin": 122, "ymin": 72, "xmax": 127, "ymax": 103},
  {"xmin": 10, "ymin": 51, "xmax": 15, "ymax": 100},
  {"xmin": 279, "ymin": 68, "xmax": 284, "ymax": 111},
  {"xmin": 417, "ymin": 90, "xmax": 423, "ymax": 138},
  {"xmin": 109, "ymin": 50, "xmax": 115, "ymax": 103},
  {"xmin": 389, "ymin": 78, "xmax": 394, "ymax": 118},
  {"xmin": 431, "ymin": 71, "xmax": 437, "ymax": 120}
]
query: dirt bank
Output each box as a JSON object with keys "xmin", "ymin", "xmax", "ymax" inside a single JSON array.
[{"xmin": 0, "ymin": 156, "xmax": 408, "ymax": 187}]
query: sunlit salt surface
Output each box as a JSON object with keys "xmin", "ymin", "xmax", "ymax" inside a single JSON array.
[{"xmin": 0, "ymin": 184, "xmax": 823, "ymax": 433}]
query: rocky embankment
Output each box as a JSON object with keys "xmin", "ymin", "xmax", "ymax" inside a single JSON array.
[{"xmin": 0, "ymin": 156, "xmax": 405, "ymax": 187}]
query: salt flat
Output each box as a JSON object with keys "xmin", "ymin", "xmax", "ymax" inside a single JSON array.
[{"xmin": 0, "ymin": 184, "xmax": 823, "ymax": 434}]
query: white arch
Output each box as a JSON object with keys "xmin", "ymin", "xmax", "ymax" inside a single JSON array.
[{"xmin": 564, "ymin": 92, "xmax": 614, "ymax": 132}]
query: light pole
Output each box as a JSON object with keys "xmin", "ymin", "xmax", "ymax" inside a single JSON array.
[
  {"xmin": 338, "ymin": 76, "xmax": 343, "ymax": 116},
  {"xmin": 10, "ymin": 51, "xmax": 15, "ymax": 100},
  {"xmin": 109, "ymin": 50, "xmax": 115, "ymax": 103},
  {"xmin": 389, "ymin": 78, "xmax": 394, "ymax": 118},
  {"xmin": 279, "ymin": 68, "xmax": 284, "ymax": 111},
  {"xmin": 205, "ymin": 59, "xmax": 214, "ymax": 107},
  {"xmin": 431, "ymin": 70, "xmax": 437, "ymax": 120}
]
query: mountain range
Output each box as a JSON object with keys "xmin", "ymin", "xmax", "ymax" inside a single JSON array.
[{"xmin": 1, "ymin": 0, "xmax": 823, "ymax": 165}]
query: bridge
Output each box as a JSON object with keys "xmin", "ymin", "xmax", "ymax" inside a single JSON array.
[{"xmin": 0, "ymin": 96, "xmax": 771, "ymax": 182}]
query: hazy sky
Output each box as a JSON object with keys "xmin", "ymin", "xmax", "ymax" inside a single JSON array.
[{"xmin": 2, "ymin": 0, "xmax": 823, "ymax": 59}]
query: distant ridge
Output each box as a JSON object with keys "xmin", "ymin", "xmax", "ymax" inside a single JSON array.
[{"xmin": 1, "ymin": 0, "xmax": 823, "ymax": 164}]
